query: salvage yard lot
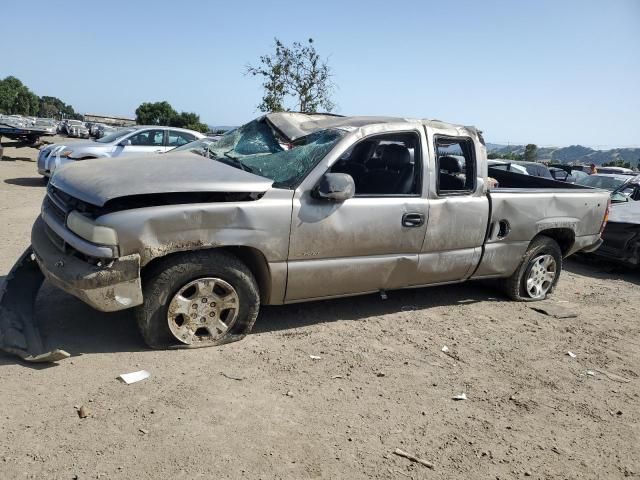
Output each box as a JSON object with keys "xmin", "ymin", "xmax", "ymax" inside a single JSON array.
[{"xmin": 1, "ymin": 142, "xmax": 639, "ymax": 479}]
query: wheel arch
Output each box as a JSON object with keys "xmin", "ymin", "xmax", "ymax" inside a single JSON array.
[
  {"xmin": 532, "ymin": 228, "xmax": 575, "ymax": 257},
  {"xmin": 141, "ymin": 246, "xmax": 272, "ymax": 304}
]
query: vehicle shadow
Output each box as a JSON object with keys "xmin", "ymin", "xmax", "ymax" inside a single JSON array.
[
  {"xmin": 4, "ymin": 177, "xmax": 46, "ymax": 187},
  {"xmin": 254, "ymin": 280, "xmax": 502, "ymax": 334},
  {"xmin": 1, "ymin": 156, "xmax": 35, "ymax": 162},
  {"xmin": 0, "ymin": 279, "xmax": 504, "ymax": 368},
  {"xmin": 565, "ymin": 257, "xmax": 640, "ymax": 286}
]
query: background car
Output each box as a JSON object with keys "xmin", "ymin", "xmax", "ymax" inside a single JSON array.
[
  {"xmin": 39, "ymin": 126, "xmax": 205, "ymax": 178},
  {"xmin": 576, "ymin": 173, "xmax": 640, "ymax": 202},
  {"xmin": 597, "ymin": 166, "xmax": 635, "ymax": 175},
  {"xmin": 65, "ymin": 120, "xmax": 90, "ymax": 138},
  {"xmin": 487, "ymin": 159, "xmax": 529, "ymax": 175},
  {"xmin": 593, "ymin": 199, "xmax": 640, "ymax": 267}
]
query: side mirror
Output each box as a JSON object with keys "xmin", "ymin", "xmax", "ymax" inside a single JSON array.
[
  {"xmin": 119, "ymin": 139, "xmax": 131, "ymax": 147},
  {"xmin": 312, "ymin": 173, "xmax": 355, "ymax": 202}
]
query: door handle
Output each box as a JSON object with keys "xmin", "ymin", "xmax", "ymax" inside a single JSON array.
[{"xmin": 402, "ymin": 212, "xmax": 425, "ymax": 227}]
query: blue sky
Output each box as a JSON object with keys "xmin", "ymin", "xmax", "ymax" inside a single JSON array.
[{"xmin": 3, "ymin": 0, "xmax": 638, "ymax": 146}]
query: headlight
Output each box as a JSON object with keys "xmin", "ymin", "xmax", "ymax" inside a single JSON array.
[
  {"xmin": 67, "ymin": 211, "xmax": 118, "ymax": 245},
  {"xmin": 59, "ymin": 149, "xmax": 74, "ymax": 157}
]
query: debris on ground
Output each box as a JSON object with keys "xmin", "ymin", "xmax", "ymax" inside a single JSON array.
[
  {"xmin": 118, "ymin": 370, "xmax": 150, "ymax": 384},
  {"xmin": 594, "ymin": 368, "xmax": 631, "ymax": 383},
  {"xmin": 401, "ymin": 305, "xmax": 418, "ymax": 311},
  {"xmin": 309, "ymin": 355, "xmax": 321, "ymax": 360},
  {"xmin": 77, "ymin": 406, "xmax": 90, "ymax": 419},
  {"xmin": 380, "ymin": 290, "xmax": 388, "ymax": 300},
  {"xmin": 567, "ymin": 351, "xmax": 577, "ymax": 358},
  {"xmin": 376, "ymin": 371, "xmax": 386, "ymax": 377},
  {"xmin": 285, "ymin": 391, "xmax": 294, "ymax": 397},
  {"xmin": 530, "ymin": 302, "xmax": 578, "ymax": 319},
  {"xmin": 220, "ymin": 372, "xmax": 244, "ymax": 381},
  {"xmin": 441, "ymin": 346, "xmax": 461, "ymax": 362},
  {"xmin": 392, "ymin": 448, "xmax": 434, "ymax": 469},
  {"xmin": 139, "ymin": 428, "xmax": 149, "ymax": 435},
  {"xmin": 452, "ymin": 393, "xmax": 467, "ymax": 401}
]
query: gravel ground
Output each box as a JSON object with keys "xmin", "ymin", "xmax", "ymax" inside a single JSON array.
[{"xmin": 1, "ymin": 139, "xmax": 639, "ymax": 479}]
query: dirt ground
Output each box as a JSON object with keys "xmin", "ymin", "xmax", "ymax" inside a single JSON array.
[{"xmin": 0, "ymin": 139, "xmax": 639, "ymax": 480}]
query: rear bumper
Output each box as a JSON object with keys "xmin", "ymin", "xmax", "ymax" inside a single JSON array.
[
  {"xmin": 578, "ymin": 238, "xmax": 603, "ymax": 253},
  {"xmin": 568, "ymin": 234, "xmax": 603, "ymax": 255},
  {"xmin": 31, "ymin": 216, "xmax": 143, "ymax": 312}
]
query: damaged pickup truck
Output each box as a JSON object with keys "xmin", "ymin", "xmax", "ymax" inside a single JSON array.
[{"xmin": 0, "ymin": 113, "xmax": 611, "ymax": 361}]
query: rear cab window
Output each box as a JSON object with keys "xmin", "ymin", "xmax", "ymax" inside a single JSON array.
[{"xmin": 434, "ymin": 137, "xmax": 476, "ymax": 195}]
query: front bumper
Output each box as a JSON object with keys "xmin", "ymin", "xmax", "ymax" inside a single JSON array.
[{"xmin": 31, "ymin": 216, "xmax": 143, "ymax": 312}]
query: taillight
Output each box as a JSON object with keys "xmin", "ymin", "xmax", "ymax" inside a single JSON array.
[{"xmin": 599, "ymin": 198, "xmax": 611, "ymax": 234}]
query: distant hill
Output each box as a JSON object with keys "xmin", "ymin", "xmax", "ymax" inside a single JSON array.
[
  {"xmin": 487, "ymin": 142, "xmax": 640, "ymax": 168},
  {"xmin": 207, "ymin": 125, "xmax": 236, "ymax": 133}
]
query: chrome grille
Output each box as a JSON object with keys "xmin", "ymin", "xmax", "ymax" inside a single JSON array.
[{"xmin": 43, "ymin": 195, "xmax": 67, "ymax": 224}]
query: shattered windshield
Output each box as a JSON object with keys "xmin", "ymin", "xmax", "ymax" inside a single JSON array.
[{"xmin": 176, "ymin": 118, "xmax": 345, "ymax": 188}]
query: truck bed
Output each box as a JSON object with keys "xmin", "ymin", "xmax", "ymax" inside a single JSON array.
[{"xmin": 488, "ymin": 167, "xmax": 590, "ymax": 191}]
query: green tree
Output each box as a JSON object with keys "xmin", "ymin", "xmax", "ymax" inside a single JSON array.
[
  {"xmin": 247, "ymin": 38, "xmax": 335, "ymax": 113},
  {"xmin": 38, "ymin": 95, "xmax": 79, "ymax": 119},
  {"xmin": 171, "ymin": 111, "xmax": 209, "ymax": 133},
  {"xmin": 135, "ymin": 101, "xmax": 209, "ymax": 133},
  {"xmin": 135, "ymin": 101, "xmax": 177, "ymax": 125},
  {"xmin": 524, "ymin": 144, "xmax": 538, "ymax": 162},
  {"xmin": 0, "ymin": 76, "xmax": 39, "ymax": 115}
]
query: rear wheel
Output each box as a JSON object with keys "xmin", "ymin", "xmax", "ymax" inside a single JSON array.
[
  {"xmin": 136, "ymin": 250, "xmax": 260, "ymax": 349},
  {"xmin": 503, "ymin": 236, "xmax": 562, "ymax": 301}
]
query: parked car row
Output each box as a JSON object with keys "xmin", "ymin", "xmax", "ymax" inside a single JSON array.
[{"xmin": 0, "ymin": 114, "xmax": 58, "ymax": 142}]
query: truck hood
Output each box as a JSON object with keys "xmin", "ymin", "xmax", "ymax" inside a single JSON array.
[{"xmin": 50, "ymin": 152, "xmax": 274, "ymax": 207}]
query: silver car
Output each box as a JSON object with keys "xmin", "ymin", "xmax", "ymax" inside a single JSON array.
[
  {"xmin": 65, "ymin": 120, "xmax": 90, "ymax": 138},
  {"xmin": 37, "ymin": 126, "xmax": 205, "ymax": 177}
]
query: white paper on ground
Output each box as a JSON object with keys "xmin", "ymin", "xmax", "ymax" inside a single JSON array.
[{"xmin": 119, "ymin": 370, "xmax": 150, "ymax": 384}]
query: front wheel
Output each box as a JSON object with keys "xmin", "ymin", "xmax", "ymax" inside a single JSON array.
[
  {"xmin": 135, "ymin": 250, "xmax": 260, "ymax": 349},
  {"xmin": 503, "ymin": 236, "xmax": 562, "ymax": 301}
]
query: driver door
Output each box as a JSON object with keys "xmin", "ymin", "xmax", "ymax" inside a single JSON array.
[{"xmin": 285, "ymin": 128, "xmax": 429, "ymax": 302}]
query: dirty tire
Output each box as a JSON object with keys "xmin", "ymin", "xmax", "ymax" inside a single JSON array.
[
  {"xmin": 135, "ymin": 250, "xmax": 260, "ymax": 349},
  {"xmin": 503, "ymin": 236, "xmax": 562, "ymax": 302}
]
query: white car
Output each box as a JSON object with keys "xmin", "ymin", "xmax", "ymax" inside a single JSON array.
[{"xmin": 38, "ymin": 126, "xmax": 205, "ymax": 178}]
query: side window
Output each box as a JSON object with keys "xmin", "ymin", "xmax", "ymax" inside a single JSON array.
[
  {"xmin": 435, "ymin": 137, "xmax": 476, "ymax": 195},
  {"xmin": 129, "ymin": 129, "xmax": 165, "ymax": 146},
  {"xmin": 168, "ymin": 130, "xmax": 196, "ymax": 147},
  {"xmin": 330, "ymin": 132, "xmax": 421, "ymax": 196}
]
